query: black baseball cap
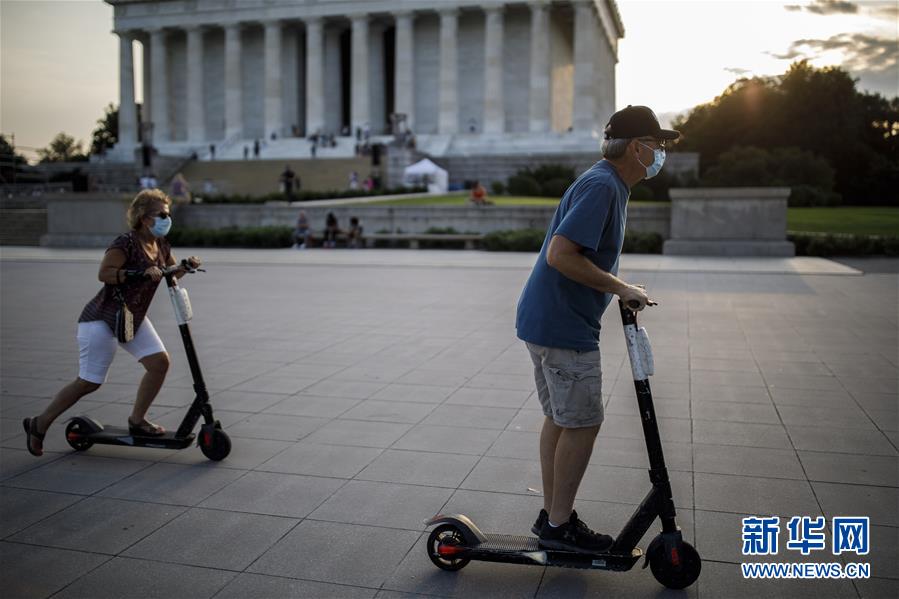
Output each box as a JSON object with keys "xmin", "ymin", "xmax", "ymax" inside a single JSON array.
[{"xmin": 604, "ymin": 105, "xmax": 680, "ymax": 141}]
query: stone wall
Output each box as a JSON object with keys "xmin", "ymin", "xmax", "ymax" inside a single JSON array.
[{"xmin": 172, "ymin": 202, "xmax": 670, "ymax": 238}]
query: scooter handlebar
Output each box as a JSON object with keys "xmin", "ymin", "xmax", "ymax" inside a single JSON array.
[{"xmin": 162, "ymin": 259, "xmax": 205, "ymax": 277}]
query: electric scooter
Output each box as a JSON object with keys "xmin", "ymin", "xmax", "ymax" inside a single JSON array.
[
  {"xmin": 425, "ymin": 299, "xmax": 701, "ymax": 590},
  {"xmin": 63, "ymin": 260, "xmax": 232, "ymax": 461}
]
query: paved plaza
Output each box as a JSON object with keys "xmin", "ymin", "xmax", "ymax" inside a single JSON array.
[{"xmin": 0, "ymin": 248, "xmax": 896, "ymax": 599}]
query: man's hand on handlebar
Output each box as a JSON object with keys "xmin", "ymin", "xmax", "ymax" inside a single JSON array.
[{"xmin": 618, "ymin": 283, "xmax": 657, "ymax": 312}]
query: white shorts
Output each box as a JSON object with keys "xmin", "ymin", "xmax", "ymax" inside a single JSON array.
[{"xmin": 77, "ymin": 319, "xmax": 167, "ymax": 384}]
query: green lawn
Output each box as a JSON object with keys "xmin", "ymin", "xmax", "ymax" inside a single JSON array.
[{"xmin": 787, "ymin": 207, "xmax": 899, "ymax": 237}]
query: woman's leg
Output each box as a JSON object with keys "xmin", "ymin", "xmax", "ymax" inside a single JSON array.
[
  {"xmin": 30, "ymin": 378, "xmax": 102, "ymax": 452},
  {"xmin": 121, "ymin": 319, "xmax": 169, "ymax": 429},
  {"xmin": 130, "ymin": 351, "xmax": 170, "ymax": 424}
]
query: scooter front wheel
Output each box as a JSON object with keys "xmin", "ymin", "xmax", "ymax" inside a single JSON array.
[
  {"xmin": 648, "ymin": 537, "xmax": 701, "ymax": 589},
  {"xmin": 427, "ymin": 524, "xmax": 470, "ymax": 571},
  {"xmin": 198, "ymin": 428, "xmax": 231, "ymax": 461},
  {"xmin": 65, "ymin": 419, "xmax": 94, "ymax": 452}
]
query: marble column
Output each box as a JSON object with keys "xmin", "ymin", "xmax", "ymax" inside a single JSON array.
[
  {"xmin": 264, "ymin": 20, "xmax": 283, "ymax": 138},
  {"xmin": 305, "ymin": 17, "xmax": 325, "ymax": 135},
  {"xmin": 117, "ymin": 32, "xmax": 138, "ymax": 147},
  {"xmin": 438, "ymin": 9, "xmax": 459, "ymax": 134},
  {"xmin": 351, "ymin": 15, "xmax": 370, "ymax": 133},
  {"xmin": 224, "ymin": 23, "xmax": 243, "ymax": 140},
  {"xmin": 393, "ymin": 11, "xmax": 415, "ymax": 132},
  {"xmin": 141, "ymin": 35, "xmax": 151, "ymax": 136},
  {"xmin": 186, "ymin": 26, "xmax": 205, "ymax": 143},
  {"xmin": 529, "ymin": 1, "xmax": 551, "ymax": 132},
  {"xmin": 149, "ymin": 28, "xmax": 169, "ymax": 142},
  {"xmin": 483, "ymin": 7, "xmax": 505, "ymax": 134},
  {"xmin": 573, "ymin": 1, "xmax": 598, "ymax": 133}
]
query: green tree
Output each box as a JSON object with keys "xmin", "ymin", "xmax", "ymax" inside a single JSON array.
[
  {"xmin": 0, "ymin": 134, "xmax": 29, "ymax": 182},
  {"xmin": 90, "ymin": 103, "xmax": 118, "ymax": 155},
  {"xmin": 673, "ymin": 61, "xmax": 899, "ymax": 205},
  {"xmin": 38, "ymin": 132, "xmax": 88, "ymax": 163}
]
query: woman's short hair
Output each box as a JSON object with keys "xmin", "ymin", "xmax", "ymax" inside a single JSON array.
[
  {"xmin": 601, "ymin": 137, "xmax": 632, "ymax": 160},
  {"xmin": 127, "ymin": 189, "xmax": 171, "ymax": 230}
]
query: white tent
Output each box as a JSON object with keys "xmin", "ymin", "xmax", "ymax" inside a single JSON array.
[{"xmin": 403, "ymin": 158, "xmax": 448, "ymax": 194}]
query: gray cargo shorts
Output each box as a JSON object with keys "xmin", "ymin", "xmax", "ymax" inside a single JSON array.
[{"xmin": 526, "ymin": 341, "xmax": 603, "ymax": 428}]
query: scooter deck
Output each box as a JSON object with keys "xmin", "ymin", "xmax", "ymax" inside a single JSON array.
[
  {"xmin": 467, "ymin": 533, "xmax": 642, "ymax": 570},
  {"xmin": 77, "ymin": 425, "xmax": 195, "ymax": 449}
]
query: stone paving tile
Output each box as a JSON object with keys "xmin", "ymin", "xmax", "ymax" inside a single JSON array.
[
  {"xmin": 0, "ymin": 487, "xmax": 82, "ymax": 537},
  {"xmin": 423, "ymin": 404, "xmax": 518, "ymax": 430},
  {"xmin": 355, "ymin": 449, "xmax": 479, "ymax": 488},
  {"xmin": 4, "ymin": 454, "xmax": 151, "ymax": 495},
  {"xmin": 691, "ymin": 399, "xmax": 781, "ymax": 424},
  {"xmin": 309, "ymin": 480, "xmax": 454, "ymax": 531},
  {"xmin": 302, "ymin": 419, "xmax": 413, "ymax": 448},
  {"xmin": 370, "ymin": 383, "xmax": 458, "ymax": 404},
  {"xmin": 226, "ymin": 412, "xmax": 330, "ymax": 441},
  {"xmin": 97, "ymin": 462, "xmax": 244, "ymax": 506},
  {"xmin": 692, "ymin": 420, "xmax": 792, "ymax": 449},
  {"xmin": 390, "ymin": 424, "xmax": 502, "ymax": 456},
  {"xmin": 205, "ymin": 390, "xmax": 287, "ymax": 413},
  {"xmin": 0, "ymin": 541, "xmax": 110, "ymax": 599},
  {"xmin": 160, "ymin": 437, "xmax": 293, "ymax": 470},
  {"xmin": 11, "ymin": 496, "xmax": 187, "ymax": 554},
  {"xmin": 697, "ymin": 560, "xmax": 857, "ymax": 598},
  {"xmin": 855, "ymin": 577, "xmax": 899, "ymax": 599},
  {"xmin": 258, "ymin": 441, "xmax": 383, "ymax": 478},
  {"xmin": 199, "ymin": 471, "xmax": 345, "ymax": 518},
  {"xmin": 694, "ymin": 472, "xmax": 821, "ymax": 517},
  {"xmin": 51, "ymin": 556, "xmax": 236, "ymax": 599},
  {"xmin": 339, "ymin": 399, "xmax": 437, "ymax": 424},
  {"xmin": 443, "ymin": 387, "xmax": 531, "ymax": 409},
  {"xmin": 216, "ymin": 573, "xmax": 377, "ymax": 599},
  {"xmin": 777, "ymin": 404, "xmax": 879, "ymax": 430},
  {"xmin": 813, "ymin": 481, "xmax": 899, "ymax": 528},
  {"xmin": 798, "ymin": 451, "xmax": 899, "ymax": 487},
  {"xmin": 693, "ymin": 444, "xmax": 806, "ymax": 480},
  {"xmin": 123, "ymin": 507, "xmax": 297, "ymax": 570},
  {"xmin": 262, "ymin": 394, "xmax": 361, "ymax": 418},
  {"xmin": 786, "ymin": 425, "xmax": 898, "ymax": 456},
  {"xmin": 249, "ymin": 520, "xmax": 419, "ymax": 588}
]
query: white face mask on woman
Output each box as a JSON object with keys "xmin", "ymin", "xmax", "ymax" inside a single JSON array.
[{"xmin": 149, "ymin": 214, "xmax": 172, "ymax": 237}]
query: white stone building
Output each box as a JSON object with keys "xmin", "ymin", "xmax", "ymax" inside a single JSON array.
[{"xmin": 106, "ymin": 0, "xmax": 623, "ymax": 165}]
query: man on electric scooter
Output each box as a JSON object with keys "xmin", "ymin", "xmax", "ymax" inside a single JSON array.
[{"xmin": 516, "ymin": 106, "xmax": 678, "ymax": 553}]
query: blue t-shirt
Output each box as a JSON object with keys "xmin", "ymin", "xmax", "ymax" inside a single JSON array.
[{"xmin": 516, "ymin": 160, "xmax": 629, "ymax": 351}]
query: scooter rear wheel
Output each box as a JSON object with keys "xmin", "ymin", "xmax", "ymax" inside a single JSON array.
[
  {"xmin": 648, "ymin": 537, "xmax": 701, "ymax": 589},
  {"xmin": 427, "ymin": 524, "xmax": 470, "ymax": 571},
  {"xmin": 198, "ymin": 428, "xmax": 231, "ymax": 461},
  {"xmin": 65, "ymin": 419, "xmax": 93, "ymax": 452}
]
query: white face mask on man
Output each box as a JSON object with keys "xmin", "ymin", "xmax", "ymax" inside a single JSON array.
[{"xmin": 636, "ymin": 141, "xmax": 666, "ymax": 179}]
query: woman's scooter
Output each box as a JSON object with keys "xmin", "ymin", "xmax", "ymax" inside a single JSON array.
[
  {"xmin": 425, "ymin": 299, "xmax": 701, "ymax": 589},
  {"xmin": 63, "ymin": 260, "xmax": 232, "ymax": 461}
]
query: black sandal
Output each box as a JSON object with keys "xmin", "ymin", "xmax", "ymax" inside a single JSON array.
[
  {"xmin": 128, "ymin": 418, "xmax": 165, "ymax": 437},
  {"xmin": 23, "ymin": 417, "xmax": 45, "ymax": 457}
]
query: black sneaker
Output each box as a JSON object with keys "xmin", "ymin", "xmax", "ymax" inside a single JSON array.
[
  {"xmin": 531, "ymin": 509, "xmax": 548, "ymax": 535},
  {"xmin": 538, "ymin": 511, "xmax": 614, "ymax": 553}
]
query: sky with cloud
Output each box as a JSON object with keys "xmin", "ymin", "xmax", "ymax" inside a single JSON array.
[{"xmin": 1, "ymin": 0, "xmax": 897, "ymax": 158}]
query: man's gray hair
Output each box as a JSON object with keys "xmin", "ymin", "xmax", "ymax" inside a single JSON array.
[{"xmin": 601, "ymin": 137, "xmax": 632, "ymax": 159}]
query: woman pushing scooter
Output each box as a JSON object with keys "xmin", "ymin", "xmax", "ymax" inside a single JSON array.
[{"xmin": 23, "ymin": 189, "xmax": 201, "ymax": 456}]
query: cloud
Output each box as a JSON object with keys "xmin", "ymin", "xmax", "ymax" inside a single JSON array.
[
  {"xmin": 784, "ymin": 0, "xmax": 859, "ymax": 15},
  {"xmin": 769, "ymin": 33, "xmax": 899, "ymax": 96},
  {"xmin": 724, "ymin": 67, "xmax": 752, "ymax": 76}
]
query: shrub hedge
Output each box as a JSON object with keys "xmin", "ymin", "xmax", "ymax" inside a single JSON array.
[
  {"xmin": 166, "ymin": 227, "xmax": 898, "ymax": 257},
  {"xmin": 788, "ymin": 232, "xmax": 899, "ymax": 256},
  {"xmin": 197, "ymin": 186, "xmax": 426, "ymax": 204}
]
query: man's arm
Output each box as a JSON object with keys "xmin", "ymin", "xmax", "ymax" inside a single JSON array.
[{"xmin": 546, "ymin": 234, "xmax": 651, "ymax": 309}]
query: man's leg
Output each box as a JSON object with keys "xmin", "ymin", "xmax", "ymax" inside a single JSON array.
[
  {"xmin": 548, "ymin": 424, "xmax": 601, "ymax": 526},
  {"xmin": 540, "ymin": 416, "xmax": 563, "ymax": 514}
]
